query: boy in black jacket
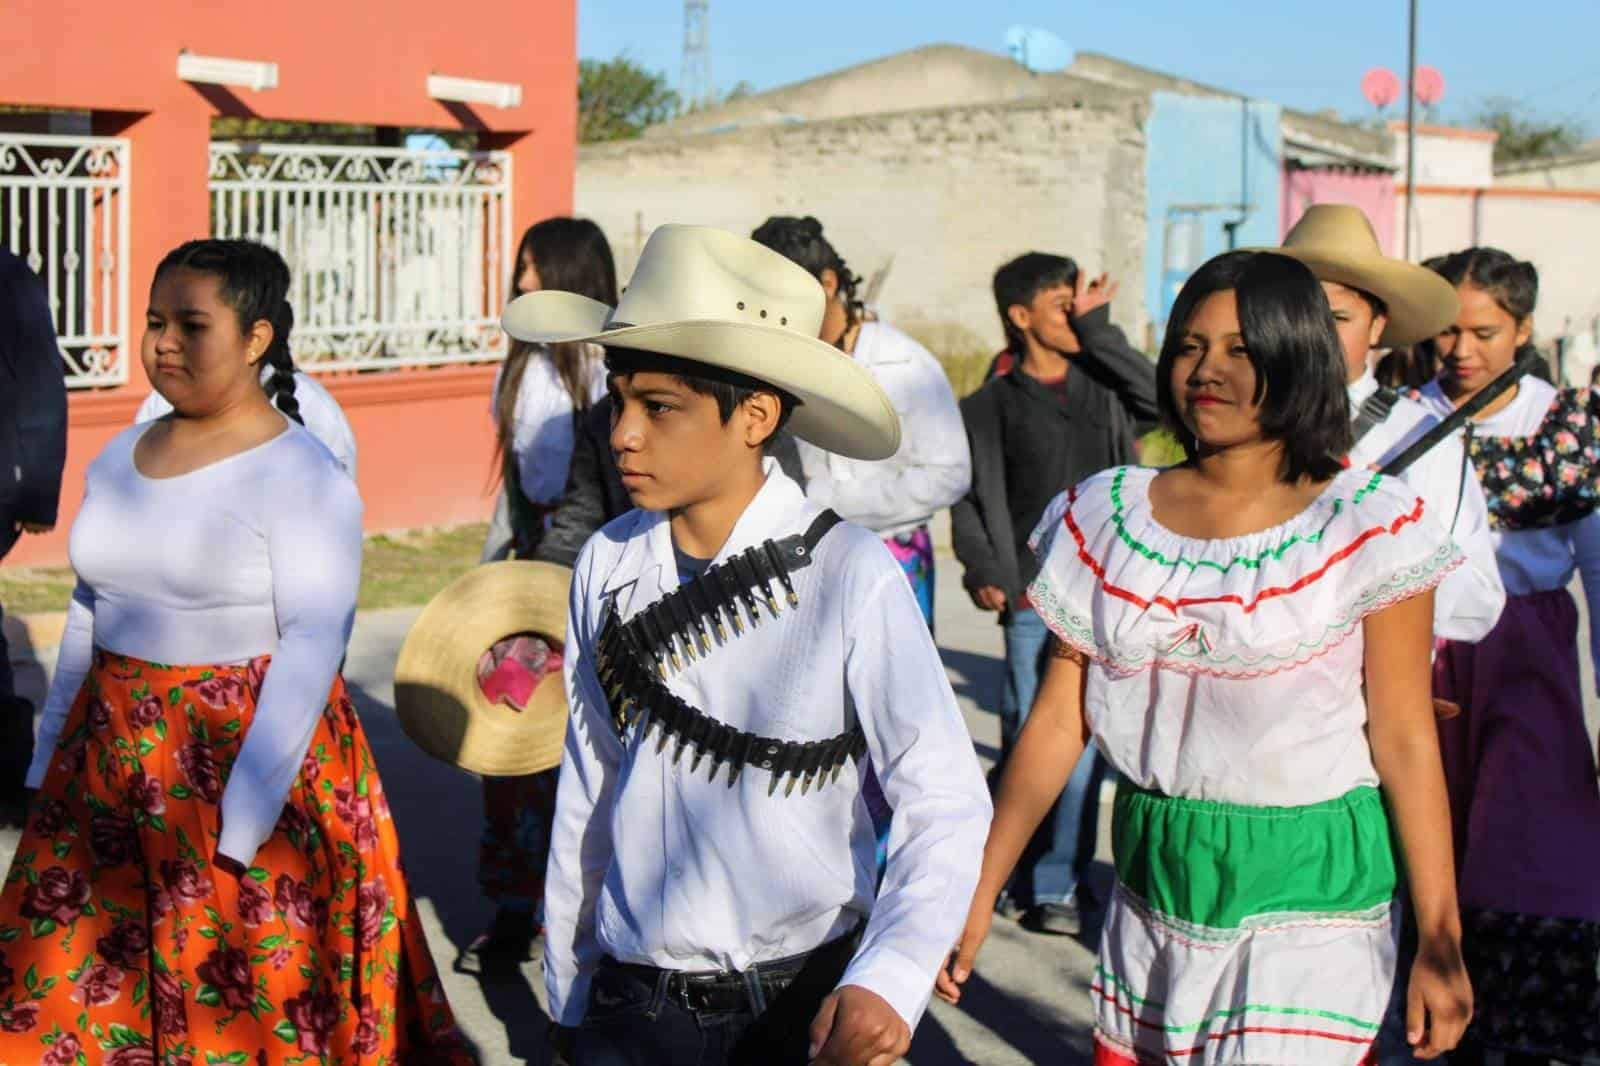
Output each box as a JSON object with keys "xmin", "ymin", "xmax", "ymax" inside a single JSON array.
[{"xmin": 951, "ymin": 252, "xmax": 1157, "ymax": 935}]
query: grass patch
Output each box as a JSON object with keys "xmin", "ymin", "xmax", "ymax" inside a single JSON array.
[
  {"xmin": 358, "ymin": 523, "xmax": 491, "ymax": 609},
  {"xmin": 0, "ymin": 565, "xmax": 76, "ymax": 615},
  {"xmin": 1, "ymin": 523, "xmax": 493, "ymax": 618}
]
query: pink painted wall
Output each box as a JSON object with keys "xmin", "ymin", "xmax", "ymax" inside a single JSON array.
[{"xmin": 1282, "ymin": 168, "xmax": 1397, "ymax": 254}]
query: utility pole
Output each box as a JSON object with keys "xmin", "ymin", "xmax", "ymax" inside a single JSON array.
[
  {"xmin": 681, "ymin": 0, "xmax": 712, "ymax": 112},
  {"xmin": 1404, "ymin": 0, "xmax": 1418, "ymax": 260}
]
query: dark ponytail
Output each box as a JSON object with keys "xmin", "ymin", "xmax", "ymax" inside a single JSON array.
[
  {"xmin": 750, "ymin": 215, "xmax": 864, "ymax": 333},
  {"xmin": 153, "ymin": 238, "xmax": 303, "ymax": 424}
]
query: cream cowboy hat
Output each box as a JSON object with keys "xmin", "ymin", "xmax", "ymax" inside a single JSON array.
[
  {"xmin": 1271, "ymin": 205, "xmax": 1458, "ymax": 347},
  {"xmin": 393, "ymin": 561, "xmax": 571, "ymax": 777},
  {"xmin": 501, "ymin": 224, "xmax": 901, "ymax": 461}
]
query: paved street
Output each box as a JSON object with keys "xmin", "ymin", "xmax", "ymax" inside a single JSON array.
[{"xmin": 5, "ymin": 558, "xmax": 1597, "ymax": 1064}]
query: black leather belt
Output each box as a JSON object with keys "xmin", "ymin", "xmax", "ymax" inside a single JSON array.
[
  {"xmin": 594, "ymin": 509, "xmax": 868, "ymax": 796},
  {"xmin": 599, "ymin": 926, "xmax": 860, "ymax": 1015}
]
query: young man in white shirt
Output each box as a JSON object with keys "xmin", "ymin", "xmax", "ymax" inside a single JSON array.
[
  {"xmin": 1276, "ymin": 205, "xmax": 1504, "ymax": 644},
  {"xmin": 503, "ymin": 225, "xmax": 991, "ymax": 1066}
]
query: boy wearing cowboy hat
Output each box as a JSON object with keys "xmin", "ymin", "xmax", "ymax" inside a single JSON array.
[
  {"xmin": 1277, "ymin": 205, "xmax": 1504, "ymax": 645},
  {"xmin": 504, "ymin": 225, "xmax": 991, "ymax": 1065}
]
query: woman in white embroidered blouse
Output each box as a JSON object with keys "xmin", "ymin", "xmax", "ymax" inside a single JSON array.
[
  {"xmin": 1414, "ymin": 247, "xmax": 1600, "ymax": 1066},
  {"xmin": 0, "ymin": 240, "xmax": 468, "ymax": 1060},
  {"xmin": 937, "ymin": 251, "xmax": 1472, "ymax": 1065}
]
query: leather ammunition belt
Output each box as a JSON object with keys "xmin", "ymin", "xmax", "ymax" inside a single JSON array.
[{"xmin": 595, "ymin": 509, "xmax": 868, "ymax": 796}]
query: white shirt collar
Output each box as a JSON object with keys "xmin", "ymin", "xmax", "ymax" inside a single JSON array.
[
  {"xmin": 1347, "ymin": 368, "xmax": 1379, "ymax": 408},
  {"xmin": 599, "ymin": 457, "xmax": 809, "ymax": 601}
]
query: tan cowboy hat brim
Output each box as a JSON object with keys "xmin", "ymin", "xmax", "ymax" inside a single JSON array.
[
  {"xmin": 393, "ymin": 560, "xmax": 571, "ymax": 777},
  {"xmin": 1272, "ymin": 245, "xmax": 1459, "ymax": 348},
  {"xmin": 503, "ymin": 291, "xmax": 901, "ymax": 461}
]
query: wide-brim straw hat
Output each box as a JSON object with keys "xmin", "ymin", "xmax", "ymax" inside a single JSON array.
[
  {"xmin": 393, "ymin": 560, "xmax": 571, "ymax": 777},
  {"xmin": 1269, "ymin": 204, "xmax": 1458, "ymax": 347},
  {"xmin": 502, "ymin": 224, "xmax": 901, "ymax": 461}
]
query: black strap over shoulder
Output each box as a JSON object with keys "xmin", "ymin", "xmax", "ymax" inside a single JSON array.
[
  {"xmin": 1351, "ymin": 386, "xmax": 1399, "ymax": 444},
  {"xmin": 594, "ymin": 510, "xmax": 867, "ymax": 797}
]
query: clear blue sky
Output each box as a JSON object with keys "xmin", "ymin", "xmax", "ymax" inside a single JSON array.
[{"xmin": 579, "ymin": 0, "xmax": 1598, "ymax": 131}]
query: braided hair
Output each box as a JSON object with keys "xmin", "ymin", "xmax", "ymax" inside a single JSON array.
[
  {"xmin": 1425, "ymin": 246, "xmax": 1550, "ymax": 382},
  {"xmin": 749, "ymin": 216, "xmax": 864, "ymax": 334},
  {"xmin": 153, "ymin": 238, "xmax": 303, "ymax": 424}
]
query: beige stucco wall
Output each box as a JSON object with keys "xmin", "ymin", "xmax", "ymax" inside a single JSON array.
[
  {"xmin": 578, "ymin": 95, "xmax": 1150, "ymax": 353},
  {"xmin": 1400, "ymin": 190, "xmax": 1600, "ymax": 337},
  {"xmin": 1497, "ymin": 155, "xmax": 1600, "ymax": 190}
]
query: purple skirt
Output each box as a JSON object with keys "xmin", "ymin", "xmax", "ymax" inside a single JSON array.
[{"xmin": 1434, "ymin": 587, "xmax": 1600, "ymax": 1059}]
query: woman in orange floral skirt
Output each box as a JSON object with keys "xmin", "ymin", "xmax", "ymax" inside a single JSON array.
[{"xmin": 0, "ymin": 239, "xmax": 470, "ymax": 1064}]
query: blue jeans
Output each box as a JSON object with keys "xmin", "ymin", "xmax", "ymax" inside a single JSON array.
[
  {"xmin": 996, "ymin": 606, "xmax": 1106, "ymax": 906},
  {"xmin": 574, "ymin": 931, "xmax": 856, "ymax": 1065}
]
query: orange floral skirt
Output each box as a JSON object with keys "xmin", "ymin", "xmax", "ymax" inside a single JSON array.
[{"xmin": 0, "ymin": 652, "xmax": 472, "ymax": 1065}]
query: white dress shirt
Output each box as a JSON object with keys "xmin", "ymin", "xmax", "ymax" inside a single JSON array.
[
  {"xmin": 136, "ymin": 369, "xmax": 358, "ymax": 479},
  {"xmin": 28, "ymin": 420, "xmax": 362, "ymax": 866},
  {"xmin": 1416, "ymin": 376, "xmax": 1600, "ymax": 685},
  {"xmin": 1347, "ymin": 370, "xmax": 1505, "ymax": 642},
  {"xmin": 543, "ymin": 462, "xmax": 991, "ymax": 1030},
  {"xmin": 798, "ymin": 322, "xmax": 971, "ymax": 537},
  {"xmin": 491, "ymin": 344, "xmax": 609, "ymax": 506}
]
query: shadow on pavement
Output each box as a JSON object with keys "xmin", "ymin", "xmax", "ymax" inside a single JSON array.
[
  {"xmin": 937, "ymin": 646, "xmax": 1004, "ymax": 715},
  {"xmin": 910, "ymin": 967, "xmax": 1095, "ymax": 1065}
]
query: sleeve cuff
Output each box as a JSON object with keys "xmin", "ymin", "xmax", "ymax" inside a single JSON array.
[
  {"xmin": 836, "ymin": 945, "xmax": 937, "ymax": 1033},
  {"xmin": 547, "ymin": 970, "xmax": 593, "ymax": 1027}
]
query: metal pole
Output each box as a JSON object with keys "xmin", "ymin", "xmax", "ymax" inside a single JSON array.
[{"xmin": 1404, "ymin": 0, "xmax": 1418, "ymax": 260}]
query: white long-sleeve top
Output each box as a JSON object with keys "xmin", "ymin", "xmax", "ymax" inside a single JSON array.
[
  {"xmin": 1348, "ymin": 370, "xmax": 1504, "ymax": 641},
  {"xmin": 27, "ymin": 419, "xmax": 362, "ymax": 866},
  {"xmin": 543, "ymin": 461, "xmax": 991, "ymax": 1030},
  {"xmin": 136, "ymin": 369, "xmax": 359, "ymax": 480},
  {"xmin": 1415, "ymin": 375, "xmax": 1600, "ymax": 683},
  {"xmin": 798, "ymin": 321, "xmax": 971, "ymax": 537},
  {"xmin": 492, "ymin": 344, "xmax": 608, "ymax": 506}
]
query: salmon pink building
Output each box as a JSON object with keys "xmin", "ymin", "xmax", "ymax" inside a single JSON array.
[{"xmin": 0, "ymin": 2, "xmax": 576, "ymax": 565}]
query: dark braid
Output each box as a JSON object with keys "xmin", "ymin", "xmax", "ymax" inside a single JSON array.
[
  {"xmin": 262, "ymin": 297, "xmax": 303, "ymax": 424},
  {"xmin": 153, "ymin": 238, "xmax": 303, "ymax": 423},
  {"xmin": 749, "ymin": 216, "xmax": 863, "ymax": 329}
]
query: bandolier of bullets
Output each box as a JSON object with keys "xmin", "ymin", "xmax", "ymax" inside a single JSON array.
[{"xmin": 593, "ymin": 512, "xmax": 868, "ymax": 797}]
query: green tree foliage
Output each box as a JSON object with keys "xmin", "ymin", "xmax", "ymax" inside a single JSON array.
[
  {"xmin": 1471, "ymin": 97, "xmax": 1586, "ymax": 164},
  {"xmin": 579, "ymin": 57, "xmax": 681, "ymax": 142}
]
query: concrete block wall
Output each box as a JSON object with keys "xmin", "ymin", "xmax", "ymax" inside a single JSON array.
[{"xmin": 577, "ymin": 96, "xmax": 1150, "ymax": 353}]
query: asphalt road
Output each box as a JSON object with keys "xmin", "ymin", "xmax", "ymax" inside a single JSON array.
[{"xmin": 5, "ymin": 561, "xmax": 1596, "ymax": 1065}]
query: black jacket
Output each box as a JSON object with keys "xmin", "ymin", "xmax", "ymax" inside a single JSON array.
[
  {"xmin": 0, "ymin": 249, "xmax": 67, "ymax": 560},
  {"xmin": 950, "ymin": 306, "xmax": 1159, "ymax": 601},
  {"xmin": 534, "ymin": 395, "xmax": 807, "ymax": 567}
]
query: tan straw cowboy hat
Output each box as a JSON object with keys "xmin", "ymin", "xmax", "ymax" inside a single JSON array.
[
  {"xmin": 502, "ymin": 224, "xmax": 901, "ymax": 461},
  {"xmin": 393, "ymin": 560, "xmax": 571, "ymax": 776},
  {"xmin": 1272, "ymin": 204, "xmax": 1458, "ymax": 347}
]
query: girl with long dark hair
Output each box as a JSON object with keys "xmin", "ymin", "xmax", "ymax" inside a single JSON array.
[
  {"xmin": 0, "ymin": 239, "xmax": 468, "ymax": 1061},
  {"xmin": 939, "ymin": 252, "xmax": 1472, "ymax": 1064},
  {"xmin": 467, "ymin": 217, "xmax": 617, "ymax": 971},
  {"xmin": 484, "ymin": 217, "xmax": 616, "ymax": 561},
  {"xmin": 1413, "ymin": 247, "xmax": 1600, "ymax": 1065}
]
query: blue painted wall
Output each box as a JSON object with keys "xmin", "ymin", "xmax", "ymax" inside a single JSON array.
[{"xmin": 1144, "ymin": 92, "xmax": 1283, "ymax": 331}]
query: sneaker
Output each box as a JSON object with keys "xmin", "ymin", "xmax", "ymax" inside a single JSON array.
[{"xmin": 1021, "ymin": 901, "xmax": 1082, "ymax": 937}]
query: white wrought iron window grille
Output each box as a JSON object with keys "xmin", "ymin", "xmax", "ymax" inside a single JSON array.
[
  {"xmin": 209, "ymin": 141, "xmax": 513, "ymax": 374},
  {"xmin": 0, "ymin": 133, "xmax": 132, "ymax": 389}
]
